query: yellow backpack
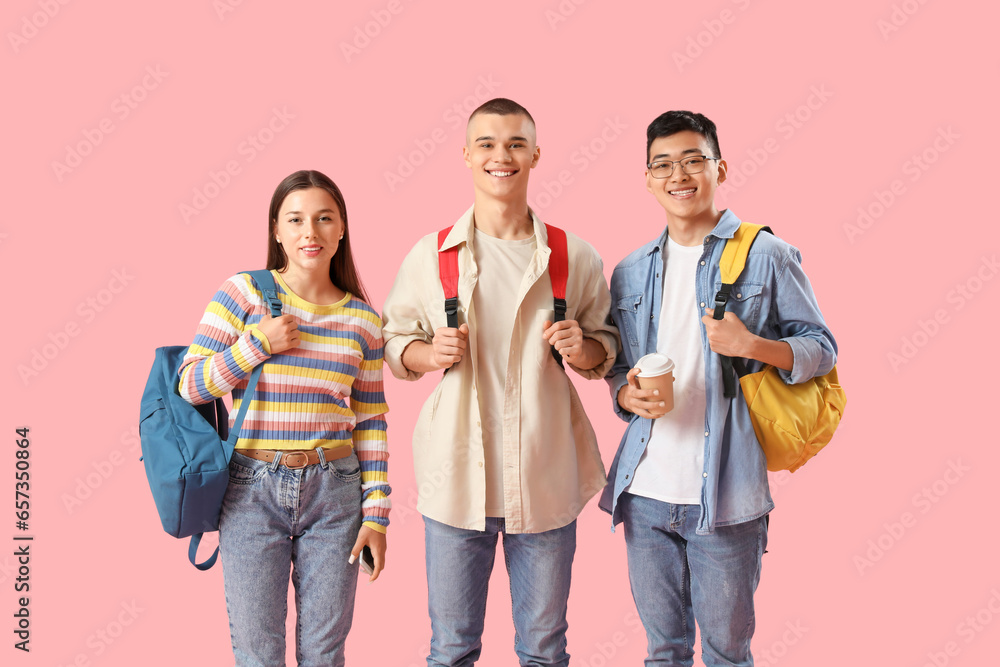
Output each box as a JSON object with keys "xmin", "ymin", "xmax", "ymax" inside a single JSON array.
[{"xmin": 713, "ymin": 223, "xmax": 846, "ymax": 473}]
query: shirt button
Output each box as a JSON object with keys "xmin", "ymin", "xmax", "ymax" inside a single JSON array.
[
  {"xmin": 700, "ymin": 260, "xmax": 706, "ymax": 266},
  {"xmin": 704, "ymin": 431, "xmax": 710, "ymax": 437},
  {"xmin": 736, "ymin": 293, "xmax": 742, "ymax": 299},
  {"xmin": 477, "ymin": 421, "xmax": 481, "ymax": 427},
  {"xmin": 650, "ymin": 314, "xmax": 654, "ymax": 320},
  {"xmin": 478, "ymin": 462, "xmax": 483, "ymax": 467},
  {"xmin": 700, "ymin": 302, "xmax": 706, "ymax": 308},
  {"xmin": 703, "ymin": 472, "xmax": 708, "ymax": 478}
]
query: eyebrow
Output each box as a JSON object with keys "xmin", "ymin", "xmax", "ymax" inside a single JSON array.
[
  {"xmin": 650, "ymin": 147, "xmax": 704, "ymax": 161},
  {"xmin": 474, "ymin": 135, "xmax": 530, "ymax": 143},
  {"xmin": 283, "ymin": 208, "xmax": 338, "ymax": 216}
]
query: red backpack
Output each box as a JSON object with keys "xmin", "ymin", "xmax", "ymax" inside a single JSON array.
[{"xmin": 438, "ymin": 224, "xmax": 568, "ymax": 367}]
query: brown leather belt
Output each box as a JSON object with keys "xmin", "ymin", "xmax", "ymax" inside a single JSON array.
[{"xmin": 238, "ymin": 446, "xmax": 353, "ymax": 470}]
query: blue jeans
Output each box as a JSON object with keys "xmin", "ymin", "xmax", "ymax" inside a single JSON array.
[
  {"xmin": 423, "ymin": 516, "xmax": 576, "ymax": 667},
  {"xmin": 219, "ymin": 450, "xmax": 363, "ymax": 667},
  {"xmin": 620, "ymin": 493, "xmax": 767, "ymax": 667}
]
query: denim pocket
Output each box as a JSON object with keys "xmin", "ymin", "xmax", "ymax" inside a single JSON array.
[
  {"xmin": 327, "ymin": 453, "xmax": 361, "ymax": 483},
  {"xmin": 615, "ymin": 293, "xmax": 643, "ymax": 347},
  {"xmin": 228, "ymin": 452, "xmax": 269, "ymax": 485},
  {"xmin": 712, "ymin": 282, "xmax": 764, "ymax": 332}
]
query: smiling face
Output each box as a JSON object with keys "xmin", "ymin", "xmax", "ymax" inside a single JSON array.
[
  {"xmin": 646, "ymin": 130, "xmax": 727, "ymax": 228},
  {"xmin": 463, "ymin": 112, "xmax": 540, "ymax": 203},
  {"xmin": 273, "ymin": 187, "xmax": 344, "ymax": 278}
]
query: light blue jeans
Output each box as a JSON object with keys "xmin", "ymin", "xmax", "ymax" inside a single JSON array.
[
  {"xmin": 219, "ymin": 450, "xmax": 363, "ymax": 667},
  {"xmin": 620, "ymin": 493, "xmax": 768, "ymax": 667},
  {"xmin": 423, "ymin": 516, "xmax": 576, "ymax": 667}
]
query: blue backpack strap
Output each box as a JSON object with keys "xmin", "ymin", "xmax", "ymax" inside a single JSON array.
[{"xmin": 187, "ymin": 270, "xmax": 283, "ymax": 570}]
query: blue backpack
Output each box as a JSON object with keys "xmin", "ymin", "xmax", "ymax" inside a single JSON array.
[{"xmin": 139, "ymin": 270, "xmax": 282, "ymax": 569}]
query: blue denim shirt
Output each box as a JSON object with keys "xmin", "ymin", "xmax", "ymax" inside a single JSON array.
[{"xmin": 600, "ymin": 210, "xmax": 838, "ymax": 534}]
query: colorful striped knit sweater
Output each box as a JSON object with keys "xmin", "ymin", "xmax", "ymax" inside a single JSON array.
[{"xmin": 178, "ymin": 271, "xmax": 390, "ymax": 532}]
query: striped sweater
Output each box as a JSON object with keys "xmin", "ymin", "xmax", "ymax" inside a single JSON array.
[{"xmin": 178, "ymin": 271, "xmax": 390, "ymax": 532}]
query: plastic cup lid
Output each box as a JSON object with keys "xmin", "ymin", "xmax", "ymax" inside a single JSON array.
[{"xmin": 636, "ymin": 353, "xmax": 674, "ymax": 376}]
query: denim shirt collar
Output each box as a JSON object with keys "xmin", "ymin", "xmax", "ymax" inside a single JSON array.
[{"xmin": 655, "ymin": 209, "xmax": 743, "ymax": 255}]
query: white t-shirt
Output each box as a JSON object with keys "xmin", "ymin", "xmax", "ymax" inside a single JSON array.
[
  {"xmin": 628, "ymin": 235, "xmax": 707, "ymax": 505},
  {"xmin": 471, "ymin": 229, "xmax": 537, "ymax": 517}
]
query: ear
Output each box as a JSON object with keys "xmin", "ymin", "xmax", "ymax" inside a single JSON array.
[
  {"xmin": 645, "ymin": 169, "xmax": 655, "ymax": 194},
  {"xmin": 530, "ymin": 145, "xmax": 541, "ymax": 168},
  {"xmin": 716, "ymin": 159, "xmax": 728, "ymax": 185},
  {"xmin": 462, "ymin": 145, "xmax": 472, "ymax": 169}
]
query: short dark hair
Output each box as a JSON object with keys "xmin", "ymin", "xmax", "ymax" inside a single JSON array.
[
  {"xmin": 646, "ymin": 110, "xmax": 721, "ymax": 163},
  {"xmin": 468, "ymin": 97, "xmax": 535, "ymax": 126}
]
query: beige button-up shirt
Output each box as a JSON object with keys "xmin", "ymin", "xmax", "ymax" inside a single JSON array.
[{"xmin": 382, "ymin": 205, "xmax": 620, "ymax": 533}]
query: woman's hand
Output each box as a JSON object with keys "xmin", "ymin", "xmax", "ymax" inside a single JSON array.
[
  {"xmin": 350, "ymin": 525, "xmax": 386, "ymax": 583},
  {"xmin": 257, "ymin": 313, "xmax": 300, "ymax": 354}
]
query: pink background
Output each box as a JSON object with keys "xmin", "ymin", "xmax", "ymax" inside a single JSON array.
[{"xmin": 4, "ymin": 1, "xmax": 997, "ymax": 664}]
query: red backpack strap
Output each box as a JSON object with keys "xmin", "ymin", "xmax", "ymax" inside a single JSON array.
[
  {"xmin": 545, "ymin": 224, "xmax": 568, "ymax": 322},
  {"xmin": 438, "ymin": 226, "xmax": 460, "ymax": 329},
  {"xmin": 544, "ymin": 224, "xmax": 569, "ymax": 368}
]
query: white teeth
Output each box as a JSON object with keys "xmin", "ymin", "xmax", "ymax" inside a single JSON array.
[
  {"xmin": 489, "ymin": 170, "xmax": 514, "ymax": 177},
  {"xmin": 670, "ymin": 188, "xmax": 696, "ymax": 195},
  {"xmin": 302, "ymin": 246, "xmax": 320, "ymax": 251}
]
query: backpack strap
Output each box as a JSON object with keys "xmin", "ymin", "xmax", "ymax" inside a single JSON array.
[
  {"xmin": 712, "ymin": 224, "xmax": 771, "ymax": 398},
  {"xmin": 187, "ymin": 270, "xmax": 282, "ymax": 570},
  {"xmin": 436, "ymin": 224, "xmax": 571, "ymax": 368},
  {"xmin": 544, "ymin": 224, "xmax": 569, "ymax": 368},
  {"xmin": 438, "ymin": 227, "xmax": 461, "ymax": 329}
]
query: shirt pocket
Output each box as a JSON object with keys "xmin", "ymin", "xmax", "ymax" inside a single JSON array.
[
  {"xmin": 615, "ymin": 293, "xmax": 644, "ymax": 348},
  {"xmin": 712, "ymin": 282, "xmax": 765, "ymax": 332}
]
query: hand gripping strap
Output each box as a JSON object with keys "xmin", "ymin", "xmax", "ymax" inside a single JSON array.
[
  {"xmin": 438, "ymin": 227, "xmax": 460, "ymax": 329},
  {"xmin": 187, "ymin": 270, "xmax": 282, "ymax": 570},
  {"xmin": 713, "ymin": 224, "xmax": 771, "ymax": 398}
]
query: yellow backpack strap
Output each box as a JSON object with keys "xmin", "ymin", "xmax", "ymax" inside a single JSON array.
[
  {"xmin": 713, "ymin": 222, "xmax": 772, "ymax": 398},
  {"xmin": 719, "ymin": 223, "xmax": 769, "ymax": 285}
]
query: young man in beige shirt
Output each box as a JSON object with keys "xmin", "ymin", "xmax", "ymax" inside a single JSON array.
[{"xmin": 382, "ymin": 98, "xmax": 619, "ymax": 666}]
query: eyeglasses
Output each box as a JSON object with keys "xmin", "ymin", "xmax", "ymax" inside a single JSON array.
[{"xmin": 646, "ymin": 155, "xmax": 719, "ymax": 178}]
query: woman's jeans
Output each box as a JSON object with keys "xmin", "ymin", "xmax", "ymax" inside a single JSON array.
[
  {"xmin": 219, "ymin": 449, "xmax": 363, "ymax": 667},
  {"xmin": 620, "ymin": 493, "xmax": 768, "ymax": 667}
]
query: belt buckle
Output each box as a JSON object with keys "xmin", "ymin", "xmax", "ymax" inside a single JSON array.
[{"xmin": 282, "ymin": 452, "xmax": 309, "ymax": 470}]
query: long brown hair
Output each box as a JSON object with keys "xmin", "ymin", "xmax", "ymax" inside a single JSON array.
[{"xmin": 265, "ymin": 170, "xmax": 370, "ymax": 304}]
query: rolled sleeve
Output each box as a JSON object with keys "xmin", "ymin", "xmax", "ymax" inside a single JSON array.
[
  {"xmin": 566, "ymin": 239, "xmax": 620, "ymax": 380},
  {"xmin": 772, "ymin": 246, "xmax": 838, "ymax": 385}
]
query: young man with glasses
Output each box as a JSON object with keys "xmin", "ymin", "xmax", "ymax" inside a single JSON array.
[
  {"xmin": 601, "ymin": 110, "xmax": 837, "ymax": 666},
  {"xmin": 382, "ymin": 97, "xmax": 619, "ymax": 666}
]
